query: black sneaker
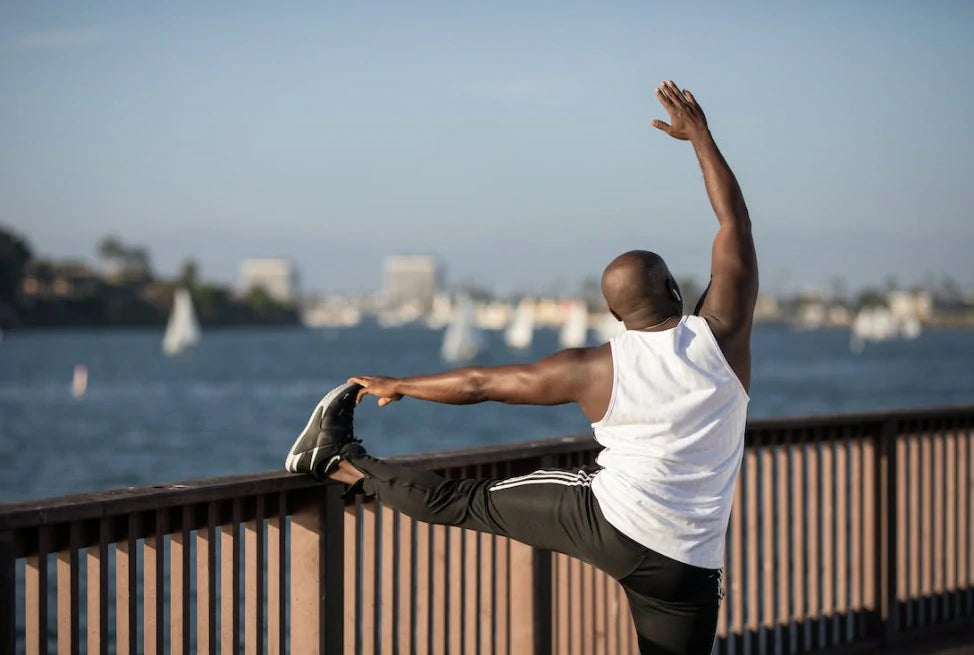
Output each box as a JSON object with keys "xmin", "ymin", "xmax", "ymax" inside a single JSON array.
[{"xmin": 285, "ymin": 382, "xmax": 365, "ymax": 480}]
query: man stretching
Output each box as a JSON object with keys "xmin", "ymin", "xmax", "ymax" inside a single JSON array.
[{"xmin": 285, "ymin": 80, "xmax": 757, "ymax": 655}]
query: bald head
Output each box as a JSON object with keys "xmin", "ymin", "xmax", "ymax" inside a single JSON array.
[{"xmin": 601, "ymin": 250, "xmax": 683, "ymax": 325}]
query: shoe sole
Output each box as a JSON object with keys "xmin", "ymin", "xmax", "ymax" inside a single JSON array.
[{"xmin": 284, "ymin": 381, "xmax": 359, "ymax": 476}]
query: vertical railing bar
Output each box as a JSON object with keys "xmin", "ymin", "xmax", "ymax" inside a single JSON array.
[
  {"xmin": 462, "ymin": 528, "xmax": 478, "ymax": 655},
  {"xmin": 945, "ymin": 420, "xmax": 958, "ymax": 622},
  {"xmin": 850, "ymin": 435, "xmax": 862, "ymax": 640},
  {"xmin": 496, "ymin": 530, "xmax": 509, "ymax": 655},
  {"xmin": 322, "ymin": 484, "xmax": 344, "ymax": 655},
  {"xmin": 895, "ymin": 429, "xmax": 907, "ymax": 632},
  {"xmin": 775, "ymin": 439, "xmax": 790, "ymax": 649},
  {"xmin": 0, "ymin": 531, "xmax": 15, "ymax": 655},
  {"xmin": 879, "ymin": 418, "xmax": 899, "ymax": 645},
  {"xmin": 862, "ymin": 427, "xmax": 876, "ymax": 641},
  {"xmin": 277, "ymin": 492, "xmax": 287, "ymax": 655},
  {"xmin": 534, "ymin": 458, "xmax": 554, "ymax": 655},
  {"xmin": 390, "ymin": 506, "xmax": 400, "ymax": 655},
  {"xmin": 807, "ymin": 434, "xmax": 820, "ymax": 649},
  {"xmin": 925, "ymin": 418, "xmax": 935, "ymax": 626},
  {"xmin": 182, "ymin": 505, "xmax": 192, "ymax": 655},
  {"xmin": 968, "ymin": 417, "xmax": 974, "ymax": 618},
  {"xmin": 96, "ymin": 517, "xmax": 109, "ymax": 655},
  {"xmin": 836, "ymin": 430, "xmax": 849, "ymax": 644},
  {"xmin": 555, "ymin": 554, "xmax": 567, "ymax": 653},
  {"xmin": 121, "ymin": 513, "xmax": 140, "ymax": 655},
  {"xmin": 56, "ymin": 521, "xmax": 81, "ymax": 655},
  {"xmin": 245, "ymin": 495, "xmax": 265, "ymax": 655},
  {"xmin": 151, "ymin": 508, "xmax": 166, "ymax": 655},
  {"xmin": 171, "ymin": 505, "xmax": 191, "ymax": 655},
  {"xmin": 431, "ymin": 523, "xmax": 446, "ymax": 655},
  {"xmin": 71, "ymin": 521, "xmax": 82, "ymax": 655},
  {"xmin": 200, "ymin": 502, "xmax": 218, "ymax": 655},
  {"xmin": 413, "ymin": 519, "xmax": 429, "ymax": 655},
  {"xmin": 360, "ymin": 501, "xmax": 376, "ymax": 654},
  {"xmin": 229, "ymin": 499, "xmax": 243, "ymax": 655},
  {"xmin": 256, "ymin": 495, "xmax": 266, "ymax": 655},
  {"xmin": 933, "ymin": 419, "xmax": 946, "ymax": 623},
  {"xmin": 791, "ymin": 435, "xmax": 805, "ymax": 650},
  {"xmin": 447, "ymin": 525, "xmax": 462, "ymax": 655},
  {"xmin": 143, "ymin": 516, "xmax": 157, "ymax": 655},
  {"xmin": 822, "ymin": 437, "xmax": 835, "ymax": 646},
  {"xmin": 397, "ymin": 513, "xmax": 413, "ymax": 655},
  {"xmin": 265, "ymin": 494, "xmax": 282, "ymax": 655},
  {"xmin": 376, "ymin": 504, "xmax": 396, "ymax": 654},
  {"xmin": 908, "ymin": 429, "xmax": 920, "ymax": 628},
  {"xmin": 571, "ymin": 556, "xmax": 583, "ymax": 655},
  {"xmin": 27, "ymin": 525, "xmax": 49, "ymax": 655},
  {"xmin": 956, "ymin": 417, "xmax": 970, "ymax": 620},
  {"xmin": 760, "ymin": 440, "xmax": 775, "ymax": 647}
]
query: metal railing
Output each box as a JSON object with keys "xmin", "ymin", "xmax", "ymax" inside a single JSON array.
[{"xmin": 2, "ymin": 406, "xmax": 973, "ymax": 654}]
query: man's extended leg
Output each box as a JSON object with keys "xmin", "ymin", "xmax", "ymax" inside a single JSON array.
[{"xmin": 336, "ymin": 454, "xmax": 646, "ymax": 581}]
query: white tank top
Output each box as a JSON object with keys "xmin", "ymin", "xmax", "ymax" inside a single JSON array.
[{"xmin": 590, "ymin": 315, "xmax": 749, "ymax": 569}]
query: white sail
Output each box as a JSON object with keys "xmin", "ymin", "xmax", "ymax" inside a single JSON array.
[
  {"xmin": 595, "ymin": 313, "xmax": 625, "ymax": 343},
  {"xmin": 504, "ymin": 299, "xmax": 534, "ymax": 350},
  {"xmin": 441, "ymin": 296, "xmax": 483, "ymax": 362},
  {"xmin": 900, "ymin": 315, "xmax": 921, "ymax": 339},
  {"xmin": 559, "ymin": 301, "xmax": 589, "ymax": 348},
  {"xmin": 163, "ymin": 288, "xmax": 201, "ymax": 355}
]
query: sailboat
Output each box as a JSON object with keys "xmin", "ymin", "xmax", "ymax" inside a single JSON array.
[
  {"xmin": 441, "ymin": 296, "xmax": 483, "ymax": 362},
  {"xmin": 163, "ymin": 288, "xmax": 201, "ymax": 356},
  {"xmin": 559, "ymin": 300, "xmax": 589, "ymax": 348},
  {"xmin": 504, "ymin": 299, "xmax": 535, "ymax": 350}
]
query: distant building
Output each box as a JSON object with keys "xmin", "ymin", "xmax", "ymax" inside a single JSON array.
[
  {"xmin": 888, "ymin": 290, "xmax": 933, "ymax": 323},
  {"xmin": 382, "ymin": 255, "xmax": 440, "ymax": 312},
  {"xmin": 240, "ymin": 259, "xmax": 298, "ymax": 304},
  {"xmin": 22, "ymin": 262, "xmax": 101, "ymax": 299}
]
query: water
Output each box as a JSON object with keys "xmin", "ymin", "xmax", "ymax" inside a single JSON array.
[{"xmin": 1, "ymin": 323, "xmax": 973, "ymax": 502}]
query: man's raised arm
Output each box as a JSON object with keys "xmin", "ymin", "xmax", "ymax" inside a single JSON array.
[{"xmin": 652, "ymin": 80, "xmax": 758, "ymax": 385}]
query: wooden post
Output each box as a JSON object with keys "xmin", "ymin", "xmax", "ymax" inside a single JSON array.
[
  {"xmin": 56, "ymin": 522, "xmax": 81, "ymax": 655},
  {"xmin": 26, "ymin": 526, "xmax": 49, "ymax": 655},
  {"xmin": 509, "ymin": 540, "xmax": 537, "ymax": 653},
  {"xmin": 290, "ymin": 484, "xmax": 344, "ymax": 654}
]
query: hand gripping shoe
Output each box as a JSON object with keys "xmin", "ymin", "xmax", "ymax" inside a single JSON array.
[{"xmin": 284, "ymin": 382, "xmax": 365, "ymax": 480}]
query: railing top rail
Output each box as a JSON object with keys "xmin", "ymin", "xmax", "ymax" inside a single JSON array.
[{"xmin": 2, "ymin": 405, "xmax": 972, "ymax": 531}]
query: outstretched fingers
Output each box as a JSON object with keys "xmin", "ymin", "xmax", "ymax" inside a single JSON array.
[
  {"xmin": 655, "ymin": 84, "xmax": 676, "ymax": 109},
  {"xmin": 348, "ymin": 376, "xmax": 372, "ymax": 403}
]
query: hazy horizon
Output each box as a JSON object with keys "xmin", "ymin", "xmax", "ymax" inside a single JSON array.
[{"xmin": 3, "ymin": 2, "xmax": 972, "ymax": 296}]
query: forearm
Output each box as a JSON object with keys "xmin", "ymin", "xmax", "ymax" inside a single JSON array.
[
  {"xmin": 392, "ymin": 367, "xmax": 494, "ymax": 405},
  {"xmin": 691, "ymin": 131, "xmax": 750, "ymax": 227}
]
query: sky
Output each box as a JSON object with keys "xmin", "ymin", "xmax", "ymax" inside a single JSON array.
[{"xmin": 1, "ymin": 1, "xmax": 972, "ymax": 296}]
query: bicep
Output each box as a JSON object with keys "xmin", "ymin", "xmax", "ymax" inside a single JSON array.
[{"xmin": 699, "ymin": 221, "xmax": 758, "ymax": 333}]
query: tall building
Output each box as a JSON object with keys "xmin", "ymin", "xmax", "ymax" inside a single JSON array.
[
  {"xmin": 382, "ymin": 255, "xmax": 440, "ymax": 311},
  {"xmin": 240, "ymin": 259, "xmax": 298, "ymax": 304}
]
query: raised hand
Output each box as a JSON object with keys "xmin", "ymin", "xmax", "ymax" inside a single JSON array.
[
  {"xmin": 652, "ymin": 80, "xmax": 708, "ymax": 142},
  {"xmin": 348, "ymin": 376, "xmax": 404, "ymax": 406}
]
